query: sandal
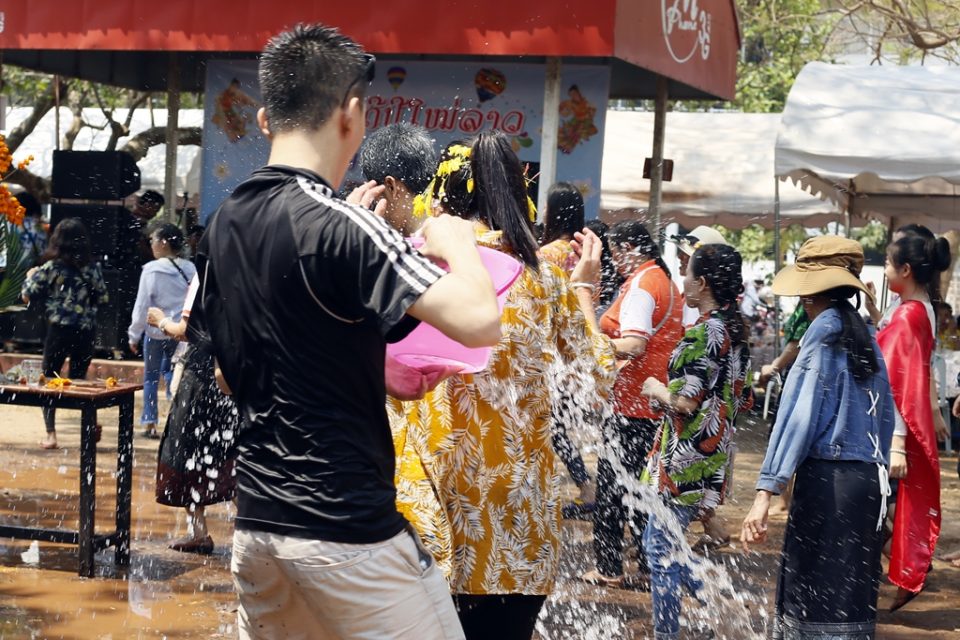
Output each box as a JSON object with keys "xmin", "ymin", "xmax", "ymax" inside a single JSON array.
[
  {"xmin": 169, "ymin": 535, "xmax": 214, "ymax": 555},
  {"xmin": 39, "ymin": 440, "xmax": 59, "ymax": 450},
  {"xmin": 140, "ymin": 427, "xmax": 160, "ymax": 439},
  {"xmin": 889, "ymin": 586, "xmax": 924, "ymax": 612},
  {"xmin": 579, "ymin": 569, "xmax": 624, "ymax": 588},
  {"xmin": 692, "ymin": 535, "xmax": 731, "ymax": 554}
]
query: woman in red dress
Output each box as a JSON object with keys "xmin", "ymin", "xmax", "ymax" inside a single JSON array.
[{"xmin": 877, "ymin": 227, "xmax": 951, "ymax": 611}]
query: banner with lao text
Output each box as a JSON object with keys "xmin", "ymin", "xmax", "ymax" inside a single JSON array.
[{"xmin": 201, "ymin": 59, "xmax": 610, "ymax": 222}]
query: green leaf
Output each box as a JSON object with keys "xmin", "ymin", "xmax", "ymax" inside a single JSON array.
[{"xmin": 0, "ymin": 222, "xmax": 29, "ymax": 309}]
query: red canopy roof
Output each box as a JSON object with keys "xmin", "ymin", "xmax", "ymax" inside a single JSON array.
[{"xmin": 1, "ymin": 0, "xmax": 740, "ymax": 100}]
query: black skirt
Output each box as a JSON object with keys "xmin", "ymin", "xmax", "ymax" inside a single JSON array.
[
  {"xmin": 774, "ymin": 458, "xmax": 883, "ymax": 640},
  {"xmin": 155, "ymin": 343, "xmax": 239, "ymax": 508}
]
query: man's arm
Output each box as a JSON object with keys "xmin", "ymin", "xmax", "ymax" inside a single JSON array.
[{"xmin": 406, "ymin": 215, "xmax": 501, "ymax": 348}]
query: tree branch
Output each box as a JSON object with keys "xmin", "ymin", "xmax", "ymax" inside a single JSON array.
[
  {"xmin": 119, "ymin": 126, "xmax": 201, "ymax": 162},
  {"xmin": 6, "ymin": 77, "xmax": 70, "ymax": 152}
]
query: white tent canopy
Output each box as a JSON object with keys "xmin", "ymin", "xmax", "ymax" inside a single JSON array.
[
  {"xmin": 5, "ymin": 107, "xmax": 203, "ymax": 195},
  {"xmin": 775, "ymin": 62, "xmax": 960, "ymax": 233},
  {"xmin": 601, "ymin": 111, "xmax": 843, "ymax": 229}
]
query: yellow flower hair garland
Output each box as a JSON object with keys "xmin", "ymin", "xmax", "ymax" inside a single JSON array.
[{"xmin": 412, "ymin": 143, "xmax": 537, "ymax": 222}]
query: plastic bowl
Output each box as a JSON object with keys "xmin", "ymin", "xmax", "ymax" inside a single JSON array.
[{"xmin": 387, "ymin": 239, "xmax": 522, "ymax": 374}]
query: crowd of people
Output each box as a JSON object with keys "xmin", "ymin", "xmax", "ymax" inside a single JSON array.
[{"xmin": 11, "ymin": 21, "xmax": 958, "ymax": 640}]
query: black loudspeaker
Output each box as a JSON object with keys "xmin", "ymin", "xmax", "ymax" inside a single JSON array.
[
  {"xmin": 95, "ymin": 268, "xmax": 140, "ymax": 353},
  {"xmin": 49, "ymin": 204, "xmax": 132, "ymax": 263},
  {"xmin": 51, "ymin": 150, "xmax": 141, "ymax": 200}
]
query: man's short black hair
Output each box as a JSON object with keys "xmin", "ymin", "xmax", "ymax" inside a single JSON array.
[
  {"xmin": 259, "ymin": 23, "xmax": 370, "ymax": 133},
  {"xmin": 138, "ymin": 190, "xmax": 165, "ymax": 208},
  {"xmin": 359, "ymin": 123, "xmax": 437, "ymax": 194}
]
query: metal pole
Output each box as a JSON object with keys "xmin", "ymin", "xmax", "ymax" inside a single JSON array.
[
  {"xmin": 650, "ymin": 75, "xmax": 669, "ymax": 248},
  {"xmin": 773, "ymin": 177, "xmax": 782, "ymax": 356},
  {"xmin": 164, "ymin": 53, "xmax": 181, "ymax": 224},
  {"xmin": 537, "ymin": 57, "xmax": 562, "ymax": 222}
]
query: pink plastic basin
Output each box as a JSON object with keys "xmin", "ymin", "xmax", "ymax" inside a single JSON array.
[{"xmin": 387, "ymin": 239, "xmax": 523, "ymax": 374}]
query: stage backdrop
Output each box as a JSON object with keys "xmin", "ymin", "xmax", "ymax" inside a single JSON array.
[{"xmin": 201, "ymin": 59, "xmax": 610, "ymax": 222}]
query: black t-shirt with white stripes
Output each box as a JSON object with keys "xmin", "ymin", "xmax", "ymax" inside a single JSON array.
[{"xmin": 196, "ymin": 165, "xmax": 445, "ymax": 543}]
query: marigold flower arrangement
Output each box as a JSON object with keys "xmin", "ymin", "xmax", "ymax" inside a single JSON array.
[{"xmin": 0, "ymin": 134, "xmax": 34, "ymax": 308}]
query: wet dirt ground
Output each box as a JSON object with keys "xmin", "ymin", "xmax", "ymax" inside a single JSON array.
[{"xmin": 0, "ymin": 397, "xmax": 957, "ymax": 639}]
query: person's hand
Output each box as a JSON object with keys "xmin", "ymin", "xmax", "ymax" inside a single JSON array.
[
  {"xmin": 889, "ymin": 451, "xmax": 908, "ymax": 479},
  {"xmin": 146, "ymin": 307, "xmax": 165, "ymax": 328},
  {"xmin": 569, "ymin": 228, "xmax": 602, "ymax": 286},
  {"xmin": 641, "ymin": 377, "xmax": 665, "ymax": 400},
  {"xmin": 934, "ymin": 409, "xmax": 949, "ymax": 442},
  {"xmin": 417, "ymin": 214, "xmax": 477, "ymax": 263},
  {"xmin": 385, "ymin": 356, "xmax": 461, "ymax": 401},
  {"xmin": 758, "ymin": 364, "xmax": 777, "ymax": 388},
  {"xmin": 347, "ymin": 180, "xmax": 387, "ymax": 217},
  {"xmin": 128, "ymin": 341, "xmax": 139, "ymax": 355},
  {"xmin": 865, "ymin": 282, "xmax": 879, "ymax": 314},
  {"xmin": 741, "ymin": 491, "xmax": 772, "ymax": 551},
  {"xmin": 952, "ymin": 394, "xmax": 960, "ymax": 419}
]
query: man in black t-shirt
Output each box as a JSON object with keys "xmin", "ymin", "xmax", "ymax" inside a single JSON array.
[{"xmin": 195, "ymin": 24, "xmax": 500, "ymax": 640}]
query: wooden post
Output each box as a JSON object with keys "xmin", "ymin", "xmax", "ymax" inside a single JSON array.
[
  {"xmin": 164, "ymin": 53, "xmax": 181, "ymax": 224},
  {"xmin": 537, "ymin": 57, "xmax": 562, "ymax": 222},
  {"xmin": 650, "ymin": 75, "xmax": 669, "ymax": 247}
]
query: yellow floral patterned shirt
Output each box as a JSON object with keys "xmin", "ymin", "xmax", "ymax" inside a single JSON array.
[{"xmin": 392, "ymin": 229, "xmax": 615, "ymax": 595}]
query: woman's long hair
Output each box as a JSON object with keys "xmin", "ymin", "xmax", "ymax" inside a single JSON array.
[
  {"xmin": 607, "ymin": 220, "xmax": 670, "ymax": 279},
  {"xmin": 541, "ymin": 182, "xmax": 584, "ymax": 245},
  {"xmin": 889, "ymin": 224, "xmax": 951, "ymax": 303},
  {"xmin": 585, "ymin": 219, "xmax": 623, "ymax": 307},
  {"xmin": 690, "ymin": 244, "xmax": 747, "ymax": 349},
  {"xmin": 819, "ymin": 286, "xmax": 880, "ymax": 381},
  {"xmin": 41, "ymin": 218, "xmax": 92, "ymax": 269},
  {"xmin": 426, "ymin": 132, "xmax": 539, "ymax": 268}
]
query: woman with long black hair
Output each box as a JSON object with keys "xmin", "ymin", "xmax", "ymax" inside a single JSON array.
[
  {"xmin": 876, "ymin": 227, "xmax": 950, "ymax": 611},
  {"xmin": 741, "ymin": 236, "xmax": 896, "ymax": 638},
  {"xmin": 397, "ymin": 130, "xmax": 614, "ymax": 639},
  {"xmin": 21, "ymin": 218, "xmax": 108, "ymax": 449},
  {"xmin": 640, "ymin": 243, "xmax": 752, "ymax": 639}
]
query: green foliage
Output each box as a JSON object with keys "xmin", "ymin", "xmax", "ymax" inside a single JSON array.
[
  {"xmin": 735, "ymin": 0, "xmax": 837, "ymax": 112},
  {"xmin": 716, "ymin": 224, "xmax": 810, "ymax": 263},
  {"xmin": 0, "ymin": 221, "xmax": 28, "ymax": 308},
  {"xmin": 852, "ymin": 220, "xmax": 890, "ymax": 264}
]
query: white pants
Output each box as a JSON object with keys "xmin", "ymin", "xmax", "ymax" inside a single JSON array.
[{"xmin": 231, "ymin": 527, "xmax": 465, "ymax": 640}]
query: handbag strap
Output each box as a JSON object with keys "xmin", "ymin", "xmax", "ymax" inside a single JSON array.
[{"xmin": 168, "ymin": 257, "xmax": 190, "ymax": 284}]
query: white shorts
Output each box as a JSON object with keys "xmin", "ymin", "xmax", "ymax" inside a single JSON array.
[{"xmin": 231, "ymin": 527, "xmax": 465, "ymax": 640}]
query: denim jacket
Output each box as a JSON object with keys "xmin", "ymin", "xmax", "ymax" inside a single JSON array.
[{"xmin": 757, "ymin": 308, "xmax": 895, "ymax": 494}]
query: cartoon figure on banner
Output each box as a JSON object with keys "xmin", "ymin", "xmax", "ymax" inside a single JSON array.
[
  {"xmin": 475, "ymin": 68, "xmax": 507, "ymax": 103},
  {"xmin": 211, "ymin": 78, "xmax": 260, "ymax": 143},
  {"xmin": 387, "ymin": 67, "xmax": 407, "ymax": 92},
  {"xmin": 557, "ymin": 84, "xmax": 599, "ymax": 154},
  {"xmin": 510, "ymin": 132, "xmax": 533, "ymax": 154}
]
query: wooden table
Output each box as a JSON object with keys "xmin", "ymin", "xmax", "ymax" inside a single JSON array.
[{"xmin": 0, "ymin": 380, "xmax": 141, "ymax": 577}]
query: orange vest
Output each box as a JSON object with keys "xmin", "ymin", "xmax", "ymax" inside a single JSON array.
[{"xmin": 600, "ymin": 261, "xmax": 682, "ymax": 419}]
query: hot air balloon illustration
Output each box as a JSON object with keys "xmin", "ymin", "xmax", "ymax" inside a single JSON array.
[
  {"xmin": 386, "ymin": 67, "xmax": 407, "ymax": 92},
  {"xmin": 475, "ymin": 68, "xmax": 507, "ymax": 103}
]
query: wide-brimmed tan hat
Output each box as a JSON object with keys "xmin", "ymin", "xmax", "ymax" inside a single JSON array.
[
  {"xmin": 771, "ymin": 236, "xmax": 874, "ymax": 303},
  {"xmin": 671, "ymin": 225, "xmax": 729, "ymax": 256}
]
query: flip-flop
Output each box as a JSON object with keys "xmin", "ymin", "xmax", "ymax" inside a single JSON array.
[
  {"xmin": 579, "ymin": 569, "xmax": 625, "ymax": 588},
  {"xmin": 39, "ymin": 440, "xmax": 59, "ymax": 450},
  {"xmin": 691, "ymin": 535, "xmax": 731, "ymax": 554},
  {"xmin": 890, "ymin": 586, "xmax": 924, "ymax": 612}
]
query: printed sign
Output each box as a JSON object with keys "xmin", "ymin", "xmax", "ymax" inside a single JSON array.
[{"xmin": 200, "ymin": 59, "xmax": 610, "ymax": 222}]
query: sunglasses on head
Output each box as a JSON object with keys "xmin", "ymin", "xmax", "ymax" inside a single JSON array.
[{"xmin": 340, "ymin": 53, "xmax": 376, "ymax": 108}]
